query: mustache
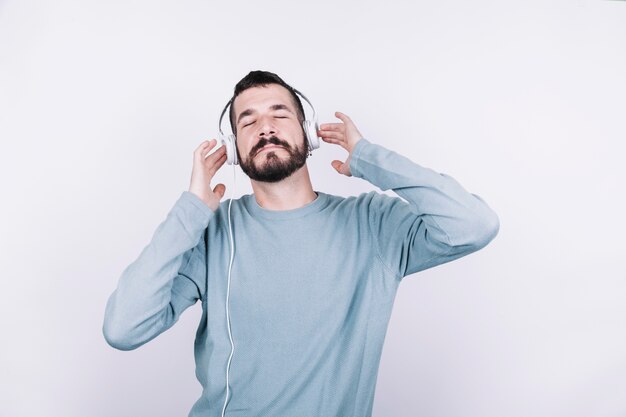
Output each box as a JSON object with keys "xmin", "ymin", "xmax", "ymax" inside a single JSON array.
[{"xmin": 252, "ymin": 136, "xmax": 290, "ymax": 156}]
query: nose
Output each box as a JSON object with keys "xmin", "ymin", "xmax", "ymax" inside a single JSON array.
[{"xmin": 257, "ymin": 116, "xmax": 276, "ymax": 137}]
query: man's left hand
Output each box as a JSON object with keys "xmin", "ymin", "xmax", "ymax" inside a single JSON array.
[{"xmin": 317, "ymin": 111, "xmax": 364, "ymax": 177}]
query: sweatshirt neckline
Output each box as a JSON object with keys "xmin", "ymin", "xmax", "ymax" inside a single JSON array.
[{"xmin": 244, "ymin": 191, "xmax": 328, "ymax": 220}]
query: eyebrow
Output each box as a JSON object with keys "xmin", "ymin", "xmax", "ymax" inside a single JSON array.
[{"xmin": 237, "ymin": 104, "xmax": 294, "ymax": 125}]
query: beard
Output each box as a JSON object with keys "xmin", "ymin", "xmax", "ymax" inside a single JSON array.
[{"xmin": 237, "ymin": 134, "xmax": 309, "ymax": 183}]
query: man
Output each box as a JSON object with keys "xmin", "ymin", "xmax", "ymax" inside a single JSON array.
[{"xmin": 103, "ymin": 70, "xmax": 500, "ymax": 417}]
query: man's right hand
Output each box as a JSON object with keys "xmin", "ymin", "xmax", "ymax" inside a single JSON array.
[{"xmin": 189, "ymin": 139, "xmax": 228, "ymax": 212}]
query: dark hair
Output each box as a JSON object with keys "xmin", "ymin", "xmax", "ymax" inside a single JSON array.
[{"xmin": 228, "ymin": 70, "xmax": 305, "ymax": 135}]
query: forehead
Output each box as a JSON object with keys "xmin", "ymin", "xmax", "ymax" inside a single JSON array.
[{"xmin": 232, "ymin": 84, "xmax": 296, "ymax": 116}]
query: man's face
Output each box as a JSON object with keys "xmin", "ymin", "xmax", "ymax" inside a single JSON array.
[{"xmin": 232, "ymin": 84, "xmax": 308, "ymax": 183}]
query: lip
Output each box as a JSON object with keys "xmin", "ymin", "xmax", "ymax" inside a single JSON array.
[{"xmin": 257, "ymin": 145, "xmax": 284, "ymax": 154}]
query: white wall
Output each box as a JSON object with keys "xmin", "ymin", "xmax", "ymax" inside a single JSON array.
[{"xmin": 1, "ymin": 1, "xmax": 625, "ymax": 416}]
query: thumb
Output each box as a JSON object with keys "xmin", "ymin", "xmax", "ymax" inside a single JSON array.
[
  {"xmin": 213, "ymin": 183, "xmax": 226, "ymax": 199},
  {"xmin": 331, "ymin": 160, "xmax": 343, "ymax": 174}
]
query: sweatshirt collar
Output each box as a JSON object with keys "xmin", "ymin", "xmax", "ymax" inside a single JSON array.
[{"xmin": 244, "ymin": 191, "xmax": 328, "ymax": 220}]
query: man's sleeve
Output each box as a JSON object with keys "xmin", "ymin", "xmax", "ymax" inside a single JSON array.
[
  {"xmin": 350, "ymin": 138, "xmax": 500, "ymax": 280},
  {"xmin": 102, "ymin": 191, "xmax": 215, "ymax": 350}
]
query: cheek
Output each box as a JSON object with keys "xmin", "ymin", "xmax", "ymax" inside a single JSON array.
[
  {"xmin": 288, "ymin": 121, "xmax": 305, "ymax": 139},
  {"xmin": 236, "ymin": 136, "xmax": 253, "ymax": 154}
]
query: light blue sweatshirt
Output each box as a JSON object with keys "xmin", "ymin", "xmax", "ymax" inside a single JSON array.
[{"xmin": 103, "ymin": 138, "xmax": 499, "ymax": 417}]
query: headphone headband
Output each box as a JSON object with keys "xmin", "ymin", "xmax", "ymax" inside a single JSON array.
[{"xmin": 218, "ymin": 98, "xmax": 234, "ymax": 137}]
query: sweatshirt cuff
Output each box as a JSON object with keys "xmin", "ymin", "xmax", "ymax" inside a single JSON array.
[
  {"xmin": 176, "ymin": 191, "xmax": 216, "ymax": 225},
  {"xmin": 349, "ymin": 138, "xmax": 371, "ymax": 179}
]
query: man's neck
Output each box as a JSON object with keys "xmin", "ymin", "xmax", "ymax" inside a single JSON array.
[{"xmin": 250, "ymin": 165, "xmax": 317, "ymax": 211}]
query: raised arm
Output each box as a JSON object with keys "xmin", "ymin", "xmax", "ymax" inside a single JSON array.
[
  {"xmin": 102, "ymin": 139, "xmax": 227, "ymax": 350},
  {"xmin": 318, "ymin": 113, "xmax": 499, "ymax": 279}
]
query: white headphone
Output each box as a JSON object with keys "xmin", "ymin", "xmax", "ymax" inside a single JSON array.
[{"xmin": 217, "ymin": 88, "xmax": 321, "ymax": 165}]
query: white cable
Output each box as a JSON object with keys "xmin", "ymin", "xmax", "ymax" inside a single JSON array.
[{"xmin": 220, "ymin": 164, "xmax": 236, "ymax": 417}]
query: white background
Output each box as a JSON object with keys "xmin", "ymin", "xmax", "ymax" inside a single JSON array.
[{"xmin": 1, "ymin": 1, "xmax": 625, "ymax": 416}]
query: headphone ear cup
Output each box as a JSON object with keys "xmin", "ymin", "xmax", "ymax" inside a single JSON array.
[
  {"xmin": 302, "ymin": 120, "xmax": 320, "ymax": 151},
  {"xmin": 220, "ymin": 134, "xmax": 238, "ymax": 165}
]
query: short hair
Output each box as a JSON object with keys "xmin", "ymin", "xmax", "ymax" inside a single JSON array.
[{"xmin": 228, "ymin": 70, "xmax": 305, "ymax": 135}]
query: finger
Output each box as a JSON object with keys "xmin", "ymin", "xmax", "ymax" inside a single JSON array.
[
  {"xmin": 204, "ymin": 144, "xmax": 227, "ymax": 162},
  {"xmin": 200, "ymin": 139, "xmax": 216, "ymax": 150},
  {"xmin": 195, "ymin": 139, "xmax": 217, "ymax": 159},
  {"xmin": 336, "ymin": 112, "xmax": 363, "ymax": 140},
  {"xmin": 205, "ymin": 153, "xmax": 227, "ymax": 179},
  {"xmin": 322, "ymin": 137, "xmax": 350, "ymax": 151},
  {"xmin": 320, "ymin": 136, "xmax": 341, "ymax": 145},
  {"xmin": 203, "ymin": 139, "xmax": 220, "ymax": 157},
  {"xmin": 213, "ymin": 183, "xmax": 226, "ymax": 199},
  {"xmin": 319, "ymin": 123, "xmax": 344, "ymax": 131},
  {"xmin": 195, "ymin": 140, "xmax": 211, "ymax": 151},
  {"xmin": 318, "ymin": 130, "xmax": 344, "ymax": 140},
  {"xmin": 334, "ymin": 112, "xmax": 352, "ymax": 124},
  {"xmin": 203, "ymin": 145, "xmax": 226, "ymax": 165},
  {"xmin": 207, "ymin": 153, "xmax": 227, "ymax": 177}
]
